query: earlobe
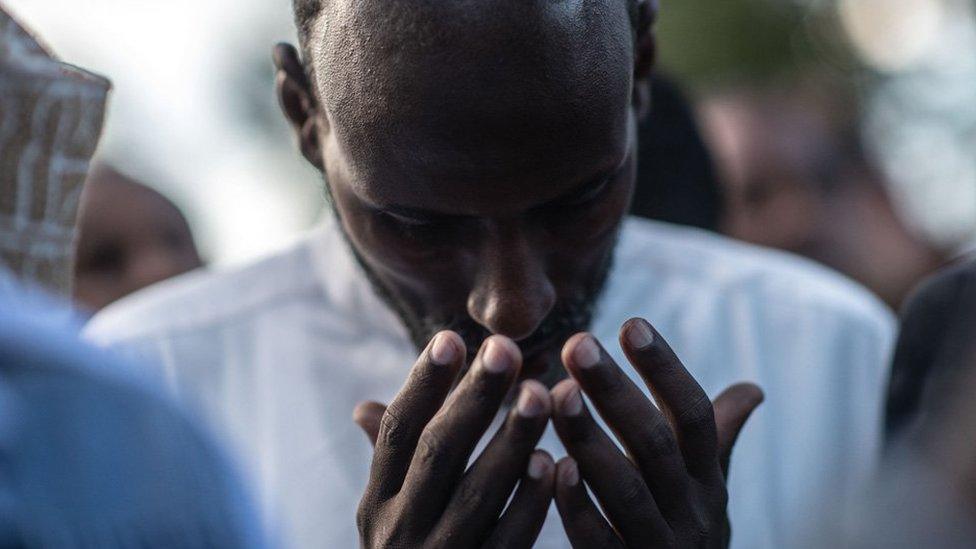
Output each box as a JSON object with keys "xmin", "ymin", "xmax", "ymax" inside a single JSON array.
[
  {"xmin": 300, "ymin": 116, "xmax": 325, "ymax": 170},
  {"xmin": 273, "ymin": 42, "xmax": 326, "ymax": 171}
]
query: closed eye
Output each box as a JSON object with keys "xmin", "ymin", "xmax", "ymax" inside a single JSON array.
[{"xmin": 539, "ymin": 174, "xmax": 614, "ymax": 212}]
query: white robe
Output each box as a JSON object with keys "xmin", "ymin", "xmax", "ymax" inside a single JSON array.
[{"xmin": 85, "ymin": 215, "xmax": 896, "ymax": 548}]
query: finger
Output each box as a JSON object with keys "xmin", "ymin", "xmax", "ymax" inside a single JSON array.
[
  {"xmin": 553, "ymin": 457, "xmax": 624, "ymax": 549},
  {"xmin": 433, "ymin": 381, "xmax": 552, "ymax": 546},
  {"xmin": 551, "ymin": 379, "xmax": 669, "ymax": 546},
  {"xmin": 713, "ymin": 383, "xmax": 764, "ymax": 477},
  {"xmin": 398, "ymin": 336, "xmax": 521, "ymax": 528},
  {"xmin": 365, "ymin": 330, "xmax": 464, "ymax": 503},
  {"xmin": 620, "ymin": 318, "xmax": 719, "ymax": 480},
  {"xmin": 561, "ymin": 333, "xmax": 689, "ymax": 515},
  {"xmin": 477, "ymin": 450, "xmax": 556, "ymax": 549},
  {"xmin": 353, "ymin": 401, "xmax": 386, "ymax": 446}
]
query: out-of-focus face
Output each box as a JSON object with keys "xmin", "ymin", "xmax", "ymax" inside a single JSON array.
[
  {"xmin": 700, "ymin": 97, "xmax": 820, "ymax": 253},
  {"xmin": 292, "ymin": 0, "xmax": 645, "ymax": 382},
  {"xmin": 73, "ymin": 168, "xmax": 202, "ymax": 312}
]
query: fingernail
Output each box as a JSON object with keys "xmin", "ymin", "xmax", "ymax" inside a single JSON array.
[
  {"xmin": 559, "ymin": 459, "xmax": 579, "ymax": 486},
  {"xmin": 483, "ymin": 337, "xmax": 514, "ymax": 374},
  {"xmin": 626, "ymin": 319, "xmax": 654, "ymax": 350},
  {"xmin": 571, "ymin": 335, "xmax": 601, "ymax": 369},
  {"xmin": 430, "ymin": 332, "xmax": 457, "ymax": 365},
  {"xmin": 517, "ymin": 382, "xmax": 547, "ymax": 418},
  {"xmin": 559, "ymin": 384, "xmax": 583, "ymax": 416},
  {"xmin": 528, "ymin": 453, "xmax": 550, "ymax": 480}
]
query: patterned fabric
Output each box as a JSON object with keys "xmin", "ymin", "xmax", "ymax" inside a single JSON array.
[{"xmin": 0, "ymin": 4, "xmax": 109, "ymax": 294}]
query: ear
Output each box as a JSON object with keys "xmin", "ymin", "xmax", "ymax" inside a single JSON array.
[
  {"xmin": 274, "ymin": 43, "xmax": 325, "ymax": 171},
  {"xmin": 633, "ymin": 0, "xmax": 657, "ymax": 120}
]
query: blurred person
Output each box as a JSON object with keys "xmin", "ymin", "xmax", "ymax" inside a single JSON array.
[
  {"xmin": 701, "ymin": 81, "xmax": 948, "ymax": 310},
  {"xmin": 0, "ymin": 7, "xmax": 266, "ymax": 544},
  {"xmin": 812, "ymin": 259, "xmax": 976, "ymax": 547},
  {"xmin": 630, "ymin": 73, "xmax": 723, "ymax": 231},
  {"xmin": 0, "ymin": 266, "xmax": 268, "ymax": 548},
  {"xmin": 73, "ymin": 164, "xmax": 203, "ymax": 312},
  {"xmin": 885, "ymin": 257, "xmax": 976, "ymax": 443},
  {"xmin": 86, "ymin": 1, "xmax": 895, "ymax": 547}
]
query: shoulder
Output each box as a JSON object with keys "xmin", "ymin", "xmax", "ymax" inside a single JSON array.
[
  {"xmin": 901, "ymin": 255, "xmax": 976, "ymax": 322},
  {"xmin": 616, "ymin": 217, "xmax": 896, "ymax": 338},
  {"xmin": 83, "ymin": 233, "xmax": 324, "ymax": 346}
]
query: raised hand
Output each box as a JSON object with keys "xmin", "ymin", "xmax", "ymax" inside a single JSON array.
[
  {"xmin": 353, "ymin": 331, "xmax": 555, "ymax": 548},
  {"xmin": 550, "ymin": 318, "xmax": 763, "ymax": 548}
]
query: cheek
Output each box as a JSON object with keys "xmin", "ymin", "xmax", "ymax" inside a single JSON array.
[
  {"xmin": 331, "ymin": 186, "xmax": 474, "ymax": 303},
  {"xmin": 549, "ymin": 162, "xmax": 634, "ymax": 251}
]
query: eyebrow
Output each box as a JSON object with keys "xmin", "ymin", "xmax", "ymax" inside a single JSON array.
[{"xmin": 372, "ymin": 165, "xmax": 619, "ymax": 222}]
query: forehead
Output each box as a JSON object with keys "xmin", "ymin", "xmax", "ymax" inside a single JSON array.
[{"xmin": 310, "ymin": 0, "xmax": 634, "ymax": 214}]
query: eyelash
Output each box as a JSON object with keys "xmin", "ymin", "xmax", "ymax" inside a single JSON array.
[
  {"xmin": 381, "ymin": 212, "xmax": 450, "ymax": 242},
  {"xmin": 377, "ymin": 174, "xmax": 616, "ymax": 240}
]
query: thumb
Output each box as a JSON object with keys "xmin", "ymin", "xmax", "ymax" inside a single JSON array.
[
  {"xmin": 713, "ymin": 383, "xmax": 764, "ymax": 477},
  {"xmin": 353, "ymin": 401, "xmax": 387, "ymax": 447}
]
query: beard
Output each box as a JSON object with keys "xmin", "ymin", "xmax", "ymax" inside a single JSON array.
[{"xmin": 326, "ymin": 196, "xmax": 619, "ymax": 381}]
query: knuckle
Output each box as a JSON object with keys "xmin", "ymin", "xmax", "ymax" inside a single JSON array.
[
  {"xmin": 379, "ymin": 404, "xmax": 410, "ymax": 448},
  {"xmin": 616, "ymin": 475, "xmax": 650, "ymax": 509},
  {"xmin": 453, "ymin": 481, "xmax": 488, "ymax": 516},
  {"xmin": 415, "ymin": 426, "xmax": 453, "ymax": 471},
  {"xmin": 645, "ymin": 418, "xmax": 679, "ymax": 454},
  {"xmin": 356, "ymin": 498, "xmax": 378, "ymax": 538},
  {"xmin": 676, "ymin": 392, "xmax": 715, "ymax": 430}
]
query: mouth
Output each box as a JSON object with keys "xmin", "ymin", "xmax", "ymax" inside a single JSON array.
[{"xmin": 518, "ymin": 334, "xmax": 565, "ymax": 362}]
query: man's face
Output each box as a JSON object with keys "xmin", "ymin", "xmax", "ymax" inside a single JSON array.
[{"xmin": 298, "ymin": 1, "xmax": 640, "ymax": 381}]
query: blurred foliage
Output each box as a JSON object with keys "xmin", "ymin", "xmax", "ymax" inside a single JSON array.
[{"xmin": 655, "ymin": 0, "xmax": 856, "ymax": 90}]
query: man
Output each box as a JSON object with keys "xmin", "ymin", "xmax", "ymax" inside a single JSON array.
[
  {"xmin": 85, "ymin": 1, "xmax": 895, "ymax": 547},
  {"xmin": 810, "ymin": 259, "xmax": 976, "ymax": 547},
  {"xmin": 700, "ymin": 81, "xmax": 947, "ymax": 310},
  {"xmin": 73, "ymin": 164, "xmax": 203, "ymax": 312},
  {"xmin": 630, "ymin": 74, "xmax": 722, "ymax": 231},
  {"xmin": 885, "ymin": 257, "xmax": 976, "ymax": 443}
]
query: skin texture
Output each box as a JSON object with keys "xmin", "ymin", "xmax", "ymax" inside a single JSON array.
[
  {"xmin": 73, "ymin": 166, "xmax": 202, "ymax": 312},
  {"xmin": 354, "ymin": 332, "xmax": 556, "ymax": 548},
  {"xmin": 277, "ymin": 0, "xmax": 761, "ymax": 545},
  {"xmin": 353, "ymin": 321, "xmax": 762, "ymax": 547},
  {"xmin": 278, "ymin": 0, "xmax": 646, "ymax": 382}
]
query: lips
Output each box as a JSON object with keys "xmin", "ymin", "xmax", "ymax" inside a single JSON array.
[{"xmin": 517, "ymin": 333, "xmax": 566, "ymax": 361}]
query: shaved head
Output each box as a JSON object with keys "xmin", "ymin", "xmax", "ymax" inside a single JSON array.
[
  {"xmin": 278, "ymin": 0, "xmax": 656, "ymax": 381},
  {"xmin": 297, "ymin": 0, "xmax": 636, "ymax": 212}
]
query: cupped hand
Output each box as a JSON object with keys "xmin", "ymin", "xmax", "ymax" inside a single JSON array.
[
  {"xmin": 550, "ymin": 318, "xmax": 763, "ymax": 548},
  {"xmin": 354, "ymin": 331, "xmax": 556, "ymax": 548}
]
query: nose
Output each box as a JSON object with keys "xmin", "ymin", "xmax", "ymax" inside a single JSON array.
[{"xmin": 466, "ymin": 226, "xmax": 556, "ymax": 341}]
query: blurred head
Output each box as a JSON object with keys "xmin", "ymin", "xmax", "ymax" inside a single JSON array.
[
  {"xmin": 700, "ymin": 82, "xmax": 868, "ymax": 253},
  {"xmin": 701, "ymin": 82, "xmax": 946, "ymax": 308},
  {"xmin": 278, "ymin": 0, "xmax": 657, "ymax": 381},
  {"xmin": 73, "ymin": 165, "xmax": 202, "ymax": 312}
]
